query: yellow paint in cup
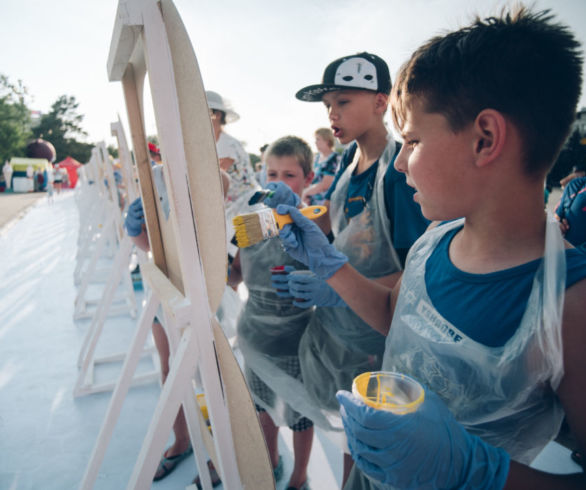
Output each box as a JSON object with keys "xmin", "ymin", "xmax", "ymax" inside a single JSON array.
[
  {"xmin": 352, "ymin": 371, "xmax": 424, "ymax": 414},
  {"xmin": 196, "ymin": 393, "xmax": 209, "ymax": 421}
]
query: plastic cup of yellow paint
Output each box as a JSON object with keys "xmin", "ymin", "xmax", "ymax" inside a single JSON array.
[
  {"xmin": 352, "ymin": 371, "xmax": 425, "ymax": 414},
  {"xmin": 196, "ymin": 394, "xmax": 210, "ymax": 425}
]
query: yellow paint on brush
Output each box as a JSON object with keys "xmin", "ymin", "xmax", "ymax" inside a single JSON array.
[{"xmin": 232, "ymin": 205, "xmax": 327, "ymax": 248}]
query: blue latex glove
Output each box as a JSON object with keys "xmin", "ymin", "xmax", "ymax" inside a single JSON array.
[
  {"xmin": 337, "ymin": 389, "xmax": 510, "ymax": 490},
  {"xmin": 125, "ymin": 197, "xmax": 145, "ymax": 237},
  {"xmin": 263, "ymin": 182, "xmax": 301, "ymax": 208},
  {"xmin": 277, "ymin": 204, "xmax": 348, "ymax": 280},
  {"xmin": 270, "ymin": 265, "xmax": 295, "ymax": 298},
  {"xmin": 288, "ymin": 270, "xmax": 346, "ymax": 309}
]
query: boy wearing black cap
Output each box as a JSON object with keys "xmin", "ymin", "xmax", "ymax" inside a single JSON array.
[
  {"xmin": 296, "ymin": 52, "xmax": 428, "ymax": 266},
  {"xmin": 272, "ymin": 52, "xmax": 427, "ymax": 485}
]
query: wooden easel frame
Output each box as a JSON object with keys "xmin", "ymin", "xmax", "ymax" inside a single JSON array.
[
  {"xmin": 80, "ymin": 1, "xmax": 273, "ymax": 488},
  {"xmin": 73, "ymin": 144, "xmax": 136, "ymax": 320},
  {"xmin": 73, "ymin": 139, "xmax": 158, "ymax": 398}
]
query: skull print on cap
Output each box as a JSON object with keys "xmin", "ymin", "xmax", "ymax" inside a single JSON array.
[
  {"xmin": 334, "ymin": 58, "xmax": 378, "ymax": 91},
  {"xmin": 295, "ymin": 52, "xmax": 391, "ymax": 102}
]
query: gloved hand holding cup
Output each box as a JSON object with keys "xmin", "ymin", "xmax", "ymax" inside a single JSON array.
[
  {"xmin": 336, "ymin": 376, "xmax": 510, "ymax": 489},
  {"xmin": 270, "ymin": 265, "xmax": 295, "ymax": 298},
  {"xmin": 288, "ymin": 270, "xmax": 347, "ymax": 308}
]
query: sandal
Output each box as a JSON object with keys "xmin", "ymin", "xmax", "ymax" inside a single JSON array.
[
  {"xmin": 153, "ymin": 445, "xmax": 193, "ymax": 481},
  {"xmin": 571, "ymin": 450, "xmax": 583, "ymax": 467},
  {"xmin": 286, "ymin": 482, "xmax": 310, "ymax": 490},
  {"xmin": 192, "ymin": 460, "xmax": 222, "ymax": 489}
]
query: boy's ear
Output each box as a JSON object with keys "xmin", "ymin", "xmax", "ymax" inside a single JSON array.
[
  {"xmin": 473, "ymin": 109, "xmax": 506, "ymax": 167},
  {"xmin": 304, "ymin": 170, "xmax": 315, "ymax": 187},
  {"xmin": 374, "ymin": 93, "xmax": 389, "ymax": 114}
]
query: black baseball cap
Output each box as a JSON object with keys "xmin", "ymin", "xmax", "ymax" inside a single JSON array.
[{"xmin": 296, "ymin": 52, "xmax": 391, "ymax": 102}]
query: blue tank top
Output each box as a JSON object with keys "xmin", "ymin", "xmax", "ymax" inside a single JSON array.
[{"xmin": 425, "ymin": 225, "xmax": 586, "ymax": 347}]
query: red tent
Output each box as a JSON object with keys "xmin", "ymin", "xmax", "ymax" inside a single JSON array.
[{"xmin": 54, "ymin": 156, "xmax": 82, "ymax": 188}]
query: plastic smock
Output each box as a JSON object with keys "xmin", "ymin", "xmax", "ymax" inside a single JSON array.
[
  {"xmin": 387, "ymin": 215, "xmax": 565, "ymax": 461},
  {"xmin": 237, "ymin": 236, "xmax": 329, "ymax": 427},
  {"xmin": 299, "ymin": 135, "xmax": 402, "ymax": 420}
]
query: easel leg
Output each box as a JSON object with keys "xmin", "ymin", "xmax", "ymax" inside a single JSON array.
[
  {"xmin": 79, "ymin": 291, "xmax": 160, "ymax": 489},
  {"xmin": 127, "ymin": 329, "xmax": 203, "ymax": 489}
]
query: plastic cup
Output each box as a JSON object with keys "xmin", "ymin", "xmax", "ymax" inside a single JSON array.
[
  {"xmin": 196, "ymin": 393, "xmax": 212, "ymax": 431},
  {"xmin": 270, "ymin": 265, "xmax": 289, "ymax": 294},
  {"xmin": 352, "ymin": 371, "xmax": 424, "ymax": 415}
]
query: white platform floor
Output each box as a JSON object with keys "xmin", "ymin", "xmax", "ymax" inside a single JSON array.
[{"xmin": 0, "ymin": 191, "xmax": 580, "ymax": 489}]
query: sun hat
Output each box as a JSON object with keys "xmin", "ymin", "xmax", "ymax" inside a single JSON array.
[
  {"xmin": 296, "ymin": 52, "xmax": 391, "ymax": 102},
  {"xmin": 205, "ymin": 90, "xmax": 240, "ymax": 123}
]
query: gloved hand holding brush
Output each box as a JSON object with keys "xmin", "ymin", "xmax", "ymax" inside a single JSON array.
[
  {"xmin": 262, "ymin": 182, "xmax": 301, "ymax": 208},
  {"xmin": 276, "ymin": 204, "xmax": 348, "ymax": 280}
]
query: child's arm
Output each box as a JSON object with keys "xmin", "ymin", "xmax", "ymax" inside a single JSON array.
[
  {"xmin": 131, "ymin": 230, "xmax": 150, "ymax": 253},
  {"xmin": 327, "ymin": 264, "xmax": 399, "ymax": 335},
  {"xmin": 218, "ymin": 157, "xmax": 235, "ymax": 172},
  {"xmin": 501, "ymin": 277, "xmax": 586, "ymax": 489},
  {"xmin": 278, "ymin": 204, "xmax": 400, "ymax": 334}
]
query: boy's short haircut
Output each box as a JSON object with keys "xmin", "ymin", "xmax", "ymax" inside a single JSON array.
[
  {"xmin": 315, "ymin": 128, "xmax": 336, "ymax": 148},
  {"xmin": 266, "ymin": 136, "xmax": 313, "ymax": 176},
  {"xmin": 391, "ymin": 7, "xmax": 583, "ymax": 175},
  {"xmin": 296, "ymin": 52, "xmax": 391, "ymax": 102}
]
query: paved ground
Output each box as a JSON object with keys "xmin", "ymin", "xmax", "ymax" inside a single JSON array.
[{"xmin": 0, "ymin": 191, "xmax": 47, "ymax": 232}]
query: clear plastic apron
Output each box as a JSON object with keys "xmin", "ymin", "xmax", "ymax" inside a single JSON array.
[
  {"xmin": 384, "ymin": 214, "xmax": 566, "ymax": 464},
  {"xmin": 237, "ymin": 237, "xmax": 332, "ymax": 427},
  {"xmin": 299, "ymin": 136, "xmax": 402, "ymax": 419},
  {"xmin": 345, "ymin": 214, "xmax": 566, "ymax": 490}
]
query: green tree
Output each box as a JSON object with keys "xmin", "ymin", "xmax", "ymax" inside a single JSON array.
[
  {"xmin": 107, "ymin": 145, "xmax": 119, "ymax": 159},
  {"xmin": 0, "ymin": 74, "xmax": 32, "ymax": 165},
  {"xmin": 33, "ymin": 95, "xmax": 93, "ymax": 163}
]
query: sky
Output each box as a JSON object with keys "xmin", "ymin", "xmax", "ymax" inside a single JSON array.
[{"xmin": 2, "ymin": 0, "xmax": 586, "ymax": 160}]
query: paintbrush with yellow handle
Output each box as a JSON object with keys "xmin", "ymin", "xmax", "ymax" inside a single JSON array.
[{"xmin": 233, "ymin": 205, "xmax": 327, "ymax": 248}]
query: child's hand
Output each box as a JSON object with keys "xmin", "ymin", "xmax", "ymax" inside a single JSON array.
[
  {"xmin": 125, "ymin": 197, "xmax": 145, "ymax": 237},
  {"xmin": 288, "ymin": 271, "xmax": 346, "ymax": 308},
  {"xmin": 337, "ymin": 389, "xmax": 510, "ymax": 489},
  {"xmin": 270, "ymin": 265, "xmax": 295, "ymax": 298},
  {"xmin": 277, "ymin": 204, "xmax": 347, "ymax": 280},
  {"xmin": 263, "ymin": 182, "xmax": 301, "ymax": 208}
]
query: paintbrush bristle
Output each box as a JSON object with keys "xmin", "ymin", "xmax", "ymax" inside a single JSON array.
[{"xmin": 233, "ymin": 208, "xmax": 279, "ymax": 248}]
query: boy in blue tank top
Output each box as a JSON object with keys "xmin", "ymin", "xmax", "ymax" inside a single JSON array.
[
  {"xmin": 275, "ymin": 7, "xmax": 586, "ymax": 490},
  {"xmin": 268, "ymin": 51, "xmax": 428, "ymax": 486}
]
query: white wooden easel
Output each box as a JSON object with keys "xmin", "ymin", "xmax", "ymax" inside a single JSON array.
[
  {"xmin": 73, "ymin": 137, "xmax": 159, "ymax": 398},
  {"xmin": 73, "ymin": 152, "xmax": 117, "ymax": 287},
  {"xmin": 73, "ymin": 144, "xmax": 137, "ymax": 320},
  {"xmin": 79, "ymin": 1, "xmax": 273, "ymax": 488}
]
